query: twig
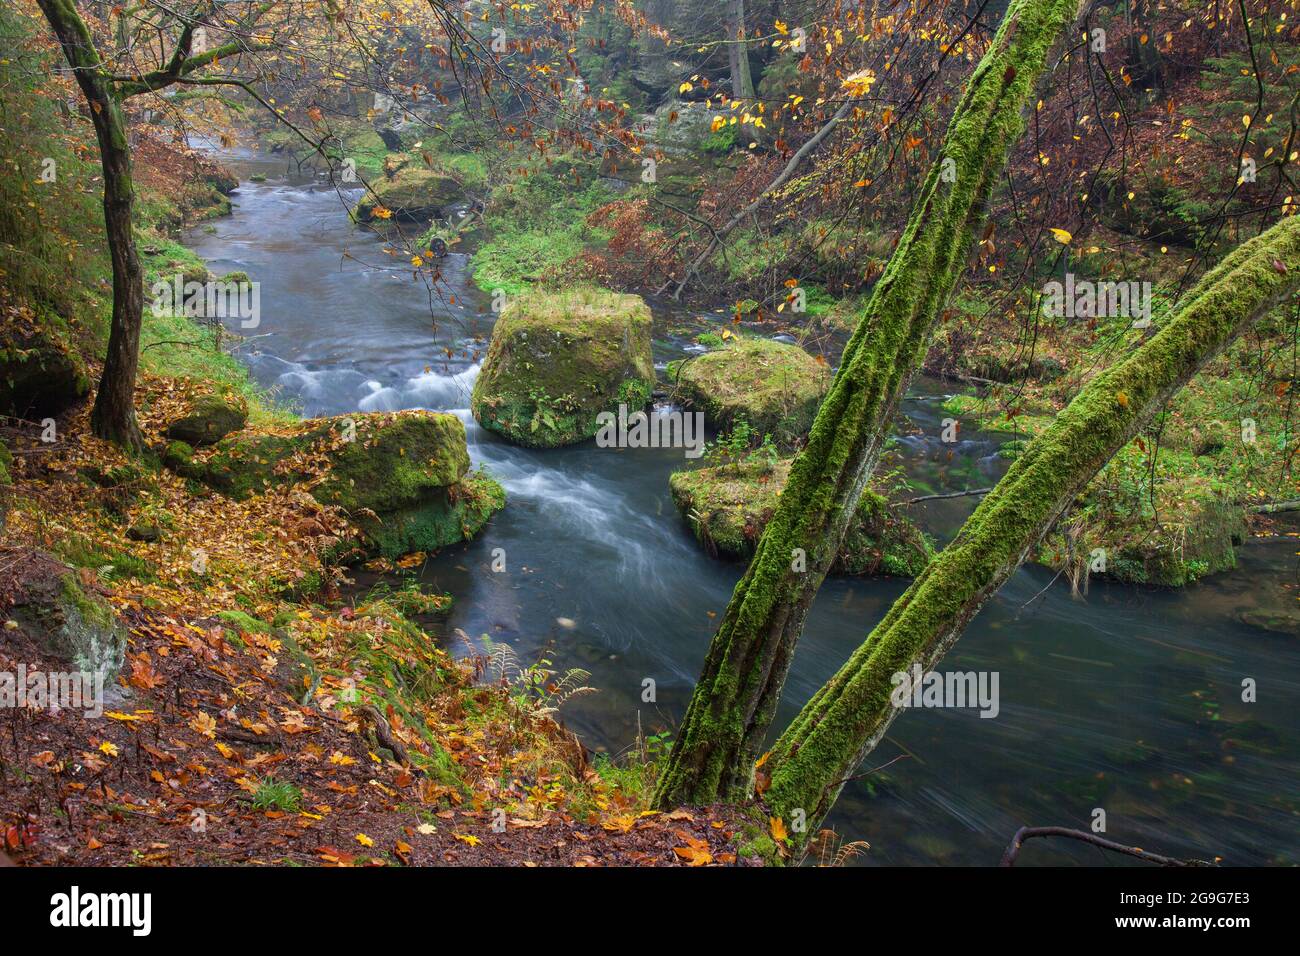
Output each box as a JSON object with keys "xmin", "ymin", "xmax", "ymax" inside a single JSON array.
[
  {"xmin": 1000, "ymin": 826, "xmax": 1217, "ymax": 867},
  {"xmin": 903, "ymin": 487, "xmax": 993, "ymax": 505}
]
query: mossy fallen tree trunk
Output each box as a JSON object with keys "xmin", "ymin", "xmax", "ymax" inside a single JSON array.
[
  {"xmin": 762, "ymin": 214, "xmax": 1300, "ymax": 842},
  {"xmin": 653, "ymin": 0, "xmax": 1082, "ymax": 808}
]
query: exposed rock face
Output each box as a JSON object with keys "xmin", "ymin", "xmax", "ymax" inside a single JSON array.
[
  {"xmin": 471, "ymin": 288, "xmax": 656, "ymax": 448},
  {"xmin": 669, "ymin": 458, "xmax": 934, "ymax": 577},
  {"xmin": 2, "ymin": 551, "xmax": 127, "ymax": 682},
  {"xmin": 671, "ymin": 337, "xmax": 830, "ymax": 447}
]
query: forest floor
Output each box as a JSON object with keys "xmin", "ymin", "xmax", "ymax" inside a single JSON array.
[{"xmin": 0, "ymin": 132, "xmax": 774, "ymax": 867}]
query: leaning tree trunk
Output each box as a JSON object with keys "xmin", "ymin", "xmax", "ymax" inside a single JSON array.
[
  {"xmin": 653, "ymin": 0, "xmax": 1081, "ymax": 809},
  {"xmin": 37, "ymin": 0, "xmax": 144, "ymax": 451},
  {"xmin": 763, "ymin": 213, "xmax": 1300, "ymax": 843}
]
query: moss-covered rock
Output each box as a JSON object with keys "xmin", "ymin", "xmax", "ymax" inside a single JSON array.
[
  {"xmin": 471, "ymin": 288, "xmax": 655, "ymax": 448},
  {"xmin": 669, "ymin": 458, "xmax": 933, "ymax": 576},
  {"xmin": 0, "ymin": 321, "xmax": 91, "ymax": 419},
  {"xmin": 196, "ymin": 411, "xmax": 469, "ymax": 507},
  {"xmin": 4, "ymin": 551, "xmax": 127, "ymax": 680},
  {"xmin": 671, "ymin": 337, "xmax": 829, "ymax": 446},
  {"xmin": 165, "ymin": 390, "xmax": 249, "ymax": 445},
  {"xmin": 352, "ymin": 469, "xmax": 506, "ymax": 559},
  {"xmin": 352, "ymin": 155, "xmax": 462, "ymax": 221},
  {"xmin": 173, "ymin": 411, "xmax": 500, "ymax": 559}
]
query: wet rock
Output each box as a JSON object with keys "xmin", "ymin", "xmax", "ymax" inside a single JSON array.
[
  {"xmin": 669, "ymin": 458, "xmax": 934, "ymax": 577},
  {"xmin": 471, "ymin": 288, "xmax": 655, "ymax": 448},
  {"xmin": 352, "ymin": 154, "xmax": 462, "ymax": 221},
  {"xmin": 178, "ymin": 411, "xmax": 501, "ymax": 560},
  {"xmin": 670, "ymin": 336, "xmax": 829, "ymax": 447}
]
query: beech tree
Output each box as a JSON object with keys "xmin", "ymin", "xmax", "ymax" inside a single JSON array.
[
  {"xmin": 654, "ymin": 0, "xmax": 1084, "ymax": 808},
  {"xmin": 33, "ymin": 0, "xmax": 289, "ymax": 449}
]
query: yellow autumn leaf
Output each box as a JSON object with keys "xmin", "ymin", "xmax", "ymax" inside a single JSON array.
[
  {"xmin": 454, "ymin": 833, "xmax": 480, "ymax": 846},
  {"xmin": 770, "ymin": 815, "xmax": 789, "ymax": 842},
  {"xmin": 1049, "ymin": 227, "xmax": 1072, "ymax": 244},
  {"xmin": 355, "ymin": 832, "xmax": 375, "ymax": 847},
  {"xmin": 99, "ymin": 741, "xmax": 119, "ymax": 757}
]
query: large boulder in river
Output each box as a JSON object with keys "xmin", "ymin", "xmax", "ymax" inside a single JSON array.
[
  {"xmin": 168, "ymin": 411, "xmax": 503, "ymax": 559},
  {"xmin": 671, "ymin": 337, "xmax": 829, "ymax": 447},
  {"xmin": 0, "ymin": 315, "xmax": 91, "ymax": 420},
  {"xmin": 669, "ymin": 458, "xmax": 933, "ymax": 577},
  {"xmin": 352, "ymin": 154, "xmax": 461, "ymax": 221},
  {"xmin": 165, "ymin": 389, "xmax": 248, "ymax": 445},
  {"xmin": 471, "ymin": 288, "xmax": 656, "ymax": 448}
]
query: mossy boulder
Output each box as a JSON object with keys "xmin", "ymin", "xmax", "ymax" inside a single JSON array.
[
  {"xmin": 0, "ymin": 321, "xmax": 91, "ymax": 419},
  {"xmin": 471, "ymin": 288, "xmax": 655, "ymax": 448},
  {"xmin": 171, "ymin": 411, "xmax": 501, "ymax": 559},
  {"xmin": 165, "ymin": 391, "xmax": 249, "ymax": 445},
  {"xmin": 1040, "ymin": 496, "xmax": 1247, "ymax": 588},
  {"xmin": 3, "ymin": 551, "xmax": 127, "ymax": 680},
  {"xmin": 671, "ymin": 337, "xmax": 829, "ymax": 446},
  {"xmin": 669, "ymin": 458, "xmax": 934, "ymax": 577},
  {"xmin": 352, "ymin": 156, "xmax": 462, "ymax": 221}
]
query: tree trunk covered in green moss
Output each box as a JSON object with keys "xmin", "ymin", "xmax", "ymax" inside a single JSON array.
[
  {"xmin": 764, "ymin": 214, "xmax": 1300, "ymax": 842},
  {"xmin": 652, "ymin": 0, "xmax": 1082, "ymax": 810}
]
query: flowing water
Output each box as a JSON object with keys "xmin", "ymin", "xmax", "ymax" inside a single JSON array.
[{"xmin": 185, "ymin": 147, "xmax": 1300, "ymax": 866}]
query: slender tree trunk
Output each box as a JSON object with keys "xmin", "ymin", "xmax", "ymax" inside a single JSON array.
[
  {"xmin": 653, "ymin": 0, "xmax": 1081, "ymax": 810},
  {"xmin": 38, "ymin": 0, "xmax": 145, "ymax": 451},
  {"xmin": 763, "ymin": 214, "xmax": 1300, "ymax": 841},
  {"xmin": 726, "ymin": 0, "xmax": 755, "ymax": 100}
]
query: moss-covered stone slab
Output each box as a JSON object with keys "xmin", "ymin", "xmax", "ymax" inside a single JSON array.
[
  {"xmin": 352, "ymin": 156, "xmax": 462, "ymax": 221},
  {"xmin": 193, "ymin": 410, "xmax": 470, "ymax": 510},
  {"xmin": 671, "ymin": 337, "xmax": 829, "ymax": 446},
  {"xmin": 669, "ymin": 458, "xmax": 933, "ymax": 577},
  {"xmin": 471, "ymin": 288, "xmax": 655, "ymax": 448},
  {"xmin": 165, "ymin": 390, "xmax": 248, "ymax": 445},
  {"xmin": 351, "ymin": 470, "xmax": 506, "ymax": 560},
  {"xmin": 165, "ymin": 411, "xmax": 499, "ymax": 560}
]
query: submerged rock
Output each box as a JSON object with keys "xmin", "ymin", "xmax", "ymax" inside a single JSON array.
[
  {"xmin": 471, "ymin": 288, "xmax": 656, "ymax": 448},
  {"xmin": 167, "ymin": 410, "xmax": 502, "ymax": 559},
  {"xmin": 669, "ymin": 458, "xmax": 934, "ymax": 577},
  {"xmin": 165, "ymin": 390, "xmax": 248, "ymax": 445},
  {"xmin": 670, "ymin": 337, "xmax": 829, "ymax": 447},
  {"xmin": 352, "ymin": 155, "xmax": 461, "ymax": 221}
]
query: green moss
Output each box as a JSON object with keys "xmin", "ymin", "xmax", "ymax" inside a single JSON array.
[
  {"xmin": 471, "ymin": 288, "xmax": 655, "ymax": 447},
  {"xmin": 671, "ymin": 337, "xmax": 829, "ymax": 447},
  {"xmin": 198, "ymin": 411, "xmax": 470, "ymax": 510},
  {"xmin": 352, "ymin": 157, "xmax": 462, "ymax": 221},
  {"xmin": 670, "ymin": 458, "xmax": 932, "ymax": 576},
  {"xmin": 353, "ymin": 470, "xmax": 506, "ymax": 560}
]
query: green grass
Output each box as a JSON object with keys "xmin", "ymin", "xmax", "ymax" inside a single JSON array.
[{"xmin": 251, "ymin": 777, "xmax": 303, "ymax": 813}]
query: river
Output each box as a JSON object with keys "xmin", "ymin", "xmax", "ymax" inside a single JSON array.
[{"xmin": 184, "ymin": 146, "xmax": 1300, "ymax": 866}]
